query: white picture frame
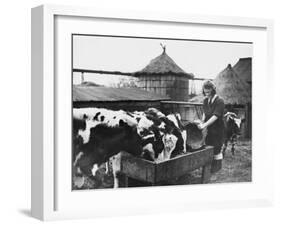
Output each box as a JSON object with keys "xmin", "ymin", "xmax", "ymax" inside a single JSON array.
[{"xmin": 31, "ymin": 4, "xmax": 274, "ymax": 221}]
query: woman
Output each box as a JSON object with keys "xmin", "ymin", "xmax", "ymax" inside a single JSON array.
[{"xmin": 198, "ymin": 80, "xmax": 225, "ymax": 173}]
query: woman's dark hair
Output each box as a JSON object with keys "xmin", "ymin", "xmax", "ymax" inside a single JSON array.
[{"xmin": 202, "ymin": 80, "xmax": 216, "ymax": 96}]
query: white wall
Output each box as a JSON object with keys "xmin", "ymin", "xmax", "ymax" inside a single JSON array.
[{"xmin": 0, "ymin": 0, "xmax": 280, "ymax": 225}]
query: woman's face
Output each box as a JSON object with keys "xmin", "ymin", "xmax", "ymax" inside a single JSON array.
[{"xmin": 204, "ymin": 88, "xmax": 213, "ymax": 98}]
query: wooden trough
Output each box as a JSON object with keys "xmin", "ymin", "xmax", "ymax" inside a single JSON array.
[{"xmin": 116, "ymin": 146, "xmax": 214, "ymax": 186}]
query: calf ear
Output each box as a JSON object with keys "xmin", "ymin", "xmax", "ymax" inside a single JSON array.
[
  {"xmin": 73, "ymin": 118, "xmax": 86, "ymax": 131},
  {"xmin": 119, "ymin": 119, "xmax": 125, "ymax": 127},
  {"xmin": 119, "ymin": 119, "xmax": 135, "ymax": 131}
]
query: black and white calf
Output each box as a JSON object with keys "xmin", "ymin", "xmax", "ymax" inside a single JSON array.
[
  {"xmin": 73, "ymin": 108, "xmax": 143, "ymax": 183},
  {"xmin": 222, "ymin": 112, "xmax": 245, "ymax": 156},
  {"xmin": 140, "ymin": 108, "xmax": 187, "ymax": 162}
]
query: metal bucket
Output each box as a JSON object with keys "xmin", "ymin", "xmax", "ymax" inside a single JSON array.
[{"xmin": 184, "ymin": 121, "xmax": 207, "ymax": 151}]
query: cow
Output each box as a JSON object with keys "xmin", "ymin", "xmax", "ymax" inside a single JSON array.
[
  {"xmin": 73, "ymin": 108, "xmax": 143, "ymax": 187},
  {"xmin": 73, "ymin": 107, "xmax": 188, "ymax": 188},
  {"xmin": 222, "ymin": 112, "xmax": 245, "ymax": 156}
]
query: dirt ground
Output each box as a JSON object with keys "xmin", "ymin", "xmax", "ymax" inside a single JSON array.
[
  {"xmin": 188, "ymin": 139, "xmax": 252, "ymax": 184},
  {"xmin": 73, "ymin": 139, "xmax": 252, "ymax": 190}
]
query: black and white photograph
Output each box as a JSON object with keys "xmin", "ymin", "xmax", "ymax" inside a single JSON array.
[{"xmin": 72, "ymin": 34, "xmax": 252, "ymax": 190}]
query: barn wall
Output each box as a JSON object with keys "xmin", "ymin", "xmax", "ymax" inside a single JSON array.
[{"xmin": 137, "ymin": 75, "xmax": 189, "ymax": 101}]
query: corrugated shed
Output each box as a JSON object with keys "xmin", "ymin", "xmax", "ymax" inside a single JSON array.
[
  {"xmin": 75, "ymin": 81, "xmax": 102, "ymax": 87},
  {"xmin": 73, "ymin": 86, "xmax": 170, "ymax": 102}
]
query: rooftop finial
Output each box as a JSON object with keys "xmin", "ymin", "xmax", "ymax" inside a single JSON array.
[{"xmin": 160, "ymin": 43, "xmax": 166, "ymax": 53}]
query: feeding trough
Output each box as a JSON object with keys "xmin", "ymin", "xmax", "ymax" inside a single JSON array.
[{"xmin": 116, "ymin": 146, "xmax": 214, "ymax": 186}]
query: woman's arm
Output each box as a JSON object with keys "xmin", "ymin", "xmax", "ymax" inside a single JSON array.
[
  {"xmin": 202, "ymin": 113, "xmax": 205, "ymax": 122},
  {"xmin": 198, "ymin": 115, "xmax": 218, "ymax": 130}
]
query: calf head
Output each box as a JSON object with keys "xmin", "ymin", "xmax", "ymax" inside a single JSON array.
[
  {"xmin": 141, "ymin": 126, "xmax": 165, "ymax": 161},
  {"xmin": 224, "ymin": 112, "xmax": 245, "ymax": 135},
  {"xmin": 155, "ymin": 134, "xmax": 178, "ymax": 162},
  {"xmin": 139, "ymin": 111, "xmax": 185, "ymax": 161},
  {"xmin": 163, "ymin": 114, "xmax": 185, "ymax": 157}
]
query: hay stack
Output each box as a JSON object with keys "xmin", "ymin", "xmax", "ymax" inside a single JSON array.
[
  {"xmin": 233, "ymin": 57, "xmax": 252, "ymax": 85},
  {"xmin": 213, "ymin": 64, "xmax": 251, "ymax": 105}
]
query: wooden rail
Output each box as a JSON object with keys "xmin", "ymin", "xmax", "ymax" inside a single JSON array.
[
  {"xmin": 73, "ymin": 68, "xmax": 133, "ymax": 76},
  {"xmin": 73, "ymin": 68, "xmax": 211, "ymax": 80},
  {"xmin": 160, "ymin": 100, "xmax": 203, "ymax": 106}
]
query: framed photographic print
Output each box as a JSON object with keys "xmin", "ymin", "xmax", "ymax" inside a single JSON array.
[{"xmin": 31, "ymin": 4, "xmax": 274, "ymax": 221}]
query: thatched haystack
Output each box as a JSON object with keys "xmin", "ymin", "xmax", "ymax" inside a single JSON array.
[
  {"xmin": 233, "ymin": 57, "xmax": 252, "ymax": 85},
  {"xmin": 213, "ymin": 64, "xmax": 251, "ymax": 105}
]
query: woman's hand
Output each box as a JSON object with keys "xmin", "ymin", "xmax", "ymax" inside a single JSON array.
[
  {"xmin": 197, "ymin": 123, "xmax": 206, "ymax": 130},
  {"xmin": 198, "ymin": 115, "xmax": 218, "ymax": 130}
]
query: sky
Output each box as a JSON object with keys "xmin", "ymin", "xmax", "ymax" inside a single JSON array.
[{"xmin": 72, "ymin": 35, "xmax": 252, "ymax": 89}]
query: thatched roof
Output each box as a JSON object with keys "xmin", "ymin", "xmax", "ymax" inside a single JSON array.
[
  {"xmin": 233, "ymin": 57, "xmax": 252, "ymax": 84},
  {"xmin": 73, "ymin": 85, "xmax": 170, "ymax": 102},
  {"xmin": 134, "ymin": 48, "xmax": 194, "ymax": 78},
  {"xmin": 214, "ymin": 64, "xmax": 251, "ymax": 105},
  {"xmin": 189, "ymin": 64, "xmax": 251, "ymax": 105}
]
